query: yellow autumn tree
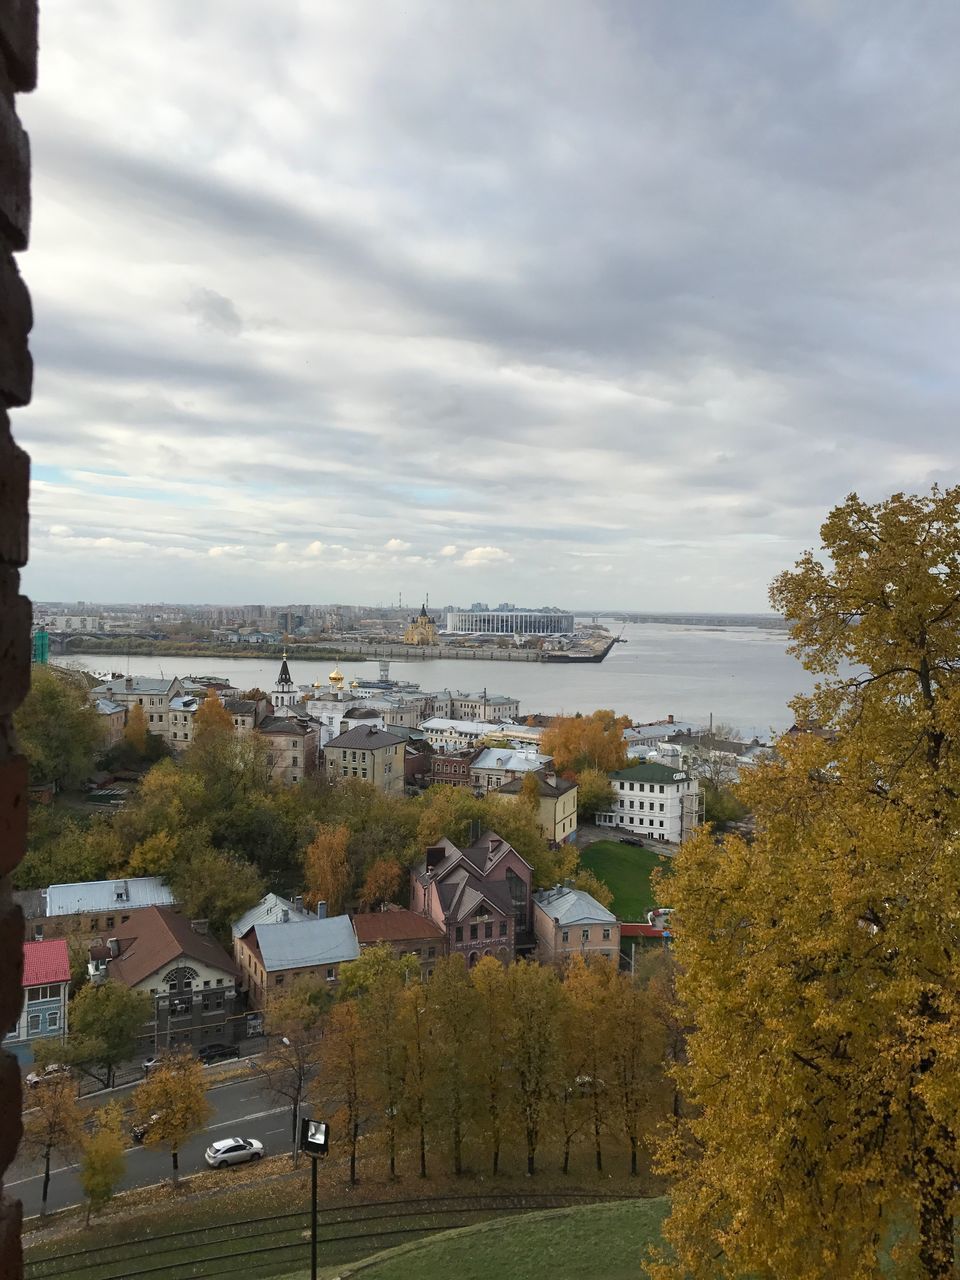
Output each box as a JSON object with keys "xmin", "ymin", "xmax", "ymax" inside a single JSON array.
[
  {"xmin": 303, "ymin": 822, "xmax": 351, "ymax": 914},
  {"xmin": 357, "ymin": 857, "xmax": 403, "ymax": 910},
  {"xmin": 192, "ymin": 686, "xmax": 233, "ymax": 740},
  {"xmin": 540, "ymin": 710, "xmax": 629, "ymax": 775},
  {"xmin": 124, "ymin": 701, "xmax": 148, "ymax": 754},
  {"xmin": 132, "ymin": 1051, "xmax": 212, "ymax": 1182},
  {"xmin": 650, "ymin": 486, "xmax": 960, "ymax": 1280}
]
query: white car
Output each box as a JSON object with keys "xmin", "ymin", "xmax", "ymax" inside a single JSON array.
[
  {"xmin": 204, "ymin": 1137, "xmax": 264, "ymax": 1168},
  {"xmin": 25, "ymin": 1063, "xmax": 71, "ymax": 1088}
]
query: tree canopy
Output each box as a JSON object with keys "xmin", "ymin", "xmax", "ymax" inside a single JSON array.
[
  {"xmin": 541, "ymin": 710, "xmax": 630, "ymax": 775},
  {"xmin": 651, "ymin": 487, "xmax": 960, "ymax": 1279},
  {"xmin": 15, "ymin": 667, "xmax": 103, "ymax": 788}
]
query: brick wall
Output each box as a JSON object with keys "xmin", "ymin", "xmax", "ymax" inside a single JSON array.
[{"xmin": 0, "ymin": 1, "xmax": 37, "ymax": 1275}]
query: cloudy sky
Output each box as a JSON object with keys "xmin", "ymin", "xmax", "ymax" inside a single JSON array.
[{"xmin": 17, "ymin": 1, "xmax": 960, "ymax": 611}]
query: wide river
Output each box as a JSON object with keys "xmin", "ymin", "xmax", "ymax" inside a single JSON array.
[{"xmin": 66, "ymin": 618, "xmax": 815, "ymax": 740}]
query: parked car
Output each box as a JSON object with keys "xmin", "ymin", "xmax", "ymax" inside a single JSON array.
[
  {"xmin": 198, "ymin": 1043, "xmax": 240, "ymax": 1065},
  {"xmin": 204, "ymin": 1137, "xmax": 264, "ymax": 1168},
  {"xmin": 131, "ymin": 1113, "xmax": 162, "ymax": 1143},
  {"xmin": 25, "ymin": 1063, "xmax": 71, "ymax": 1088},
  {"xmin": 619, "ymin": 836, "xmax": 644, "ymax": 847}
]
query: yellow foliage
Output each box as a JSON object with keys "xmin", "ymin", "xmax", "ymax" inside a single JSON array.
[
  {"xmin": 541, "ymin": 710, "xmax": 630, "ymax": 775},
  {"xmin": 303, "ymin": 822, "xmax": 351, "ymax": 914},
  {"xmin": 650, "ymin": 487, "xmax": 960, "ymax": 1279}
]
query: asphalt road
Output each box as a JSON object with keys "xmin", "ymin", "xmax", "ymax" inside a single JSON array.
[{"xmin": 11, "ymin": 1073, "xmax": 297, "ymax": 1219}]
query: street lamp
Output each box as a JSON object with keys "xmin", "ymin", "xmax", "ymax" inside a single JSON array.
[{"xmin": 299, "ymin": 1115, "xmax": 329, "ymax": 1280}]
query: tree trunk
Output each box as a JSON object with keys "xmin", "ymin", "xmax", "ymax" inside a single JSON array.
[
  {"xmin": 171, "ymin": 1149, "xmax": 179, "ymax": 1183},
  {"xmin": 41, "ymin": 1145, "xmax": 51, "ymax": 1216},
  {"xmin": 527, "ymin": 1128, "xmax": 536, "ymax": 1176},
  {"xmin": 919, "ymin": 1190, "xmax": 954, "ymax": 1277},
  {"xmin": 562, "ymin": 1136, "xmax": 571, "ymax": 1175},
  {"xmin": 85, "ymin": 1199, "xmax": 92, "ymax": 1227},
  {"xmin": 594, "ymin": 1116, "xmax": 603, "ymax": 1173},
  {"xmin": 349, "ymin": 1118, "xmax": 358, "ymax": 1186},
  {"xmin": 453, "ymin": 1117, "xmax": 462, "ymax": 1176},
  {"xmin": 629, "ymin": 1134, "xmax": 638, "ymax": 1177},
  {"xmin": 418, "ymin": 1117, "xmax": 427, "ymax": 1179}
]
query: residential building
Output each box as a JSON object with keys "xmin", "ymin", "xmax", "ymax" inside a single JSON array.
[
  {"xmin": 445, "ymin": 608, "xmax": 575, "ymax": 635},
  {"xmin": 497, "ymin": 770, "xmax": 578, "ymax": 844},
  {"xmin": 223, "ymin": 697, "xmax": 268, "ymax": 735},
  {"xmin": 324, "ymin": 724, "xmax": 405, "ymax": 794},
  {"xmin": 94, "ymin": 697, "xmax": 126, "ymax": 749},
  {"xmin": 595, "ymin": 761, "xmax": 703, "ymax": 842},
  {"xmin": 235, "ymin": 910, "xmax": 360, "ymax": 1009},
  {"xmin": 40, "ymin": 877, "xmax": 177, "ymax": 939},
  {"xmin": 410, "ymin": 829, "xmax": 534, "ymax": 965},
  {"xmin": 4, "ymin": 940, "xmax": 70, "ymax": 1064},
  {"xmin": 88, "ymin": 675, "xmax": 187, "ymax": 744},
  {"xmin": 470, "ymin": 746, "xmax": 552, "ymax": 793},
  {"xmin": 86, "ymin": 907, "xmax": 240, "ymax": 1055},
  {"xmin": 429, "ymin": 746, "xmax": 482, "ymax": 788},
  {"xmin": 257, "ymin": 715, "xmax": 319, "ymax": 785},
  {"xmin": 419, "ymin": 718, "xmax": 499, "ymax": 750},
  {"xmin": 169, "ymin": 694, "xmax": 200, "ymax": 749},
  {"xmin": 532, "ymin": 886, "xmax": 620, "ymax": 965},
  {"xmin": 351, "ymin": 907, "xmax": 446, "ymax": 978},
  {"xmin": 449, "ymin": 691, "xmax": 521, "ymax": 722}
]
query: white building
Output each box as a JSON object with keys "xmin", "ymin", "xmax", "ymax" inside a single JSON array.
[
  {"xmin": 595, "ymin": 760, "xmax": 703, "ymax": 843},
  {"xmin": 445, "ymin": 608, "xmax": 575, "ymax": 635}
]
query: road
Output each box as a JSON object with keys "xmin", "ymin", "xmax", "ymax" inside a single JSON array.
[{"xmin": 10, "ymin": 1073, "xmax": 297, "ymax": 1219}]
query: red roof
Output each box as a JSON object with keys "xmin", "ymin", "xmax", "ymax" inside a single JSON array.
[
  {"xmin": 352, "ymin": 908, "xmax": 445, "ymax": 944},
  {"xmin": 620, "ymin": 923, "xmax": 665, "ymax": 938},
  {"xmin": 23, "ymin": 939, "xmax": 70, "ymax": 987}
]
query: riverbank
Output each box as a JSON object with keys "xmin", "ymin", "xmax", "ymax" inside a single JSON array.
[{"xmin": 62, "ymin": 637, "xmax": 614, "ymax": 664}]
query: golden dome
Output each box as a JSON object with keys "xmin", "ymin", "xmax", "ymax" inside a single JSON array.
[
  {"xmin": 329, "ymin": 665, "xmax": 345, "ymax": 687},
  {"xmin": 350, "ymin": 678, "xmax": 360, "ymax": 688}
]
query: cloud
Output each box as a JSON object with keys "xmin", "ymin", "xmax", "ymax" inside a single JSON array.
[
  {"xmin": 458, "ymin": 546, "xmax": 514, "ymax": 567},
  {"xmin": 187, "ymin": 287, "xmax": 243, "ymax": 336},
  {"xmin": 16, "ymin": 2, "xmax": 960, "ymax": 608}
]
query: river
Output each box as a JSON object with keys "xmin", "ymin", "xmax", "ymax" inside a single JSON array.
[{"xmin": 65, "ymin": 618, "xmax": 815, "ymax": 740}]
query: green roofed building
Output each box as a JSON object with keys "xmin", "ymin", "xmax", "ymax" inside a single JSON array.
[{"xmin": 595, "ymin": 759, "xmax": 703, "ymax": 844}]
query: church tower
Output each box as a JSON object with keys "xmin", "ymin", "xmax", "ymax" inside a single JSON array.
[{"xmin": 273, "ymin": 649, "xmax": 298, "ymax": 709}]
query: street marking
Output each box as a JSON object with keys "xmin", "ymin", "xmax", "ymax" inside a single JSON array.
[{"xmin": 207, "ymin": 1106, "xmax": 285, "ymax": 1129}]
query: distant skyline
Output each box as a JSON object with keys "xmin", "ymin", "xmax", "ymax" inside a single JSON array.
[{"xmin": 17, "ymin": 2, "xmax": 960, "ymax": 610}]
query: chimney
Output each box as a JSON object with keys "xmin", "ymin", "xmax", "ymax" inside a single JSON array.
[
  {"xmin": 191, "ymin": 919, "xmax": 209, "ymax": 935},
  {"xmin": 281, "ymin": 908, "xmax": 289, "ymax": 923},
  {"xmin": 108, "ymin": 937, "xmax": 119, "ymax": 958},
  {"xmin": 316, "ymin": 900, "xmax": 327, "ymax": 920},
  {"xmin": 125, "ymin": 676, "xmax": 133, "ymax": 691},
  {"xmin": 667, "ymin": 714, "xmax": 674, "ymax": 724},
  {"xmin": 294, "ymin": 895, "xmax": 304, "ymax": 912}
]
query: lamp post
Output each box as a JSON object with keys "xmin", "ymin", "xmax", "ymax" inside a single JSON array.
[{"xmin": 299, "ymin": 1115, "xmax": 329, "ymax": 1280}]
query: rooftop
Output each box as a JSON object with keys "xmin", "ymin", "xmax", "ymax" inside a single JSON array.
[
  {"xmin": 91, "ymin": 676, "xmax": 180, "ymax": 696},
  {"xmin": 472, "ymin": 747, "xmax": 552, "ymax": 773},
  {"xmin": 253, "ymin": 915, "xmax": 360, "ymax": 971},
  {"xmin": 352, "ymin": 908, "xmax": 445, "ymax": 944},
  {"xmin": 46, "ymin": 876, "xmax": 176, "ymax": 917},
  {"xmin": 105, "ymin": 907, "xmax": 238, "ymax": 988},
  {"xmin": 609, "ymin": 761, "xmax": 690, "ymax": 785},
  {"xmin": 232, "ymin": 893, "xmax": 312, "ymax": 939},
  {"xmin": 533, "ymin": 886, "xmax": 617, "ymax": 926},
  {"xmin": 23, "ymin": 939, "xmax": 70, "ymax": 987},
  {"xmin": 498, "ymin": 771, "xmax": 577, "ymax": 798}
]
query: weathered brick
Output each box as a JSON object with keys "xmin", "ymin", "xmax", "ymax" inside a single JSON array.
[
  {"xmin": 0, "ymin": 253, "xmax": 30, "ymax": 405},
  {"xmin": 0, "ymin": 424, "xmax": 28, "ymax": 565},
  {"xmin": 0, "ymin": 89, "xmax": 29, "ymax": 249},
  {"xmin": 0, "ymin": 0, "xmax": 38, "ymax": 93},
  {"xmin": 0, "ymin": 757, "xmax": 27, "ymax": 875},
  {"xmin": 0, "ymin": 570, "xmax": 29, "ymax": 717}
]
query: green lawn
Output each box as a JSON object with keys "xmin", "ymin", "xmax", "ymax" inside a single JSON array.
[
  {"xmin": 579, "ymin": 840, "xmax": 673, "ymax": 921},
  {"xmin": 297, "ymin": 1199, "xmax": 670, "ymax": 1280}
]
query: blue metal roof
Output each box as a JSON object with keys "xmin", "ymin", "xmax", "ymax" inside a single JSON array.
[
  {"xmin": 255, "ymin": 915, "xmax": 360, "ymax": 972},
  {"xmin": 46, "ymin": 877, "xmax": 176, "ymax": 916}
]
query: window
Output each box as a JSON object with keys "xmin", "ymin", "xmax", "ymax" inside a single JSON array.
[
  {"xmin": 326, "ymin": 967, "xmax": 336, "ymax": 981},
  {"xmin": 45, "ymin": 1010, "xmax": 59, "ymax": 1032},
  {"xmin": 157, "ymin": 714, "xmax": 163, "ymax": 722},
  {"xmin": 275, "ymin": 975, "xmax": 284, "ymax": 986},
  {"xmin": 121, "ymin": 914, "xmax": 129, "ymax": 923},
  {"xmin": 150, "ymin": 698, "xmax": 155, "ymax": 707},
  {"xmin": 602, "ymin": 927, "xmax": 611, "ymax": 941},
  {"xmin": 659, "ymin": 785, "xmax": 665, "ymax": 793},
  {"xmin": 582, "ymin": 928, "xmax": 590, "ymax": 942},
  {"xmin": 106, "ymin": 916, "xmax": 114, "ymax": 929},
  {"xmin": 484, "ymin": 921, "xmax": 493, "ymax": 939},
  {"xmin": 292, "ymin": 756, "xmax": 298, "ymax": 767},
  {"xmin": 291, "ymin": 740, "xmax": 296, "ymax": 748},
  {"xmin": 455, "ymin": 926, "xmax": 463, "ymax": 942},
  {"xmin": 561, "ymin": 929, "xmax": 569, "ymax": 943},
  {"xmin": 499, "ymin": 920, "xmax": 508, "ymax": 937},
  {"xmin": 215, "ymin": 978, "xmax": 224, "ymax": 986},
  {"xmin": 659, "ymin": 820, "xmax": 664, "ymax": 827},
  {"xmin": 203, "ymin": 979, "xmax": 210, "ymax": 988},
  {"xmin": 650, "ymin": 819, "xmax": 654, "ymax": 826},
  {"xmin": 149, "ymin": 713, "xmax": 154, "ymax": 722},
  {"xmin": 629, "ymin": 800, "xmax": 634, "ymax": 810},
  {"xmin": 628, "ymin": 782, "xmax": 634, "ymax": 791},
  {"xmin": 33, "ymin": 926, "xmax": 42, "ymax": 941},
  {"xmin": 427, "ymin": 946, "xmax": 436, "ymax": 959},
  {"xmin": 659, "ymin": 803, "xmax": 664, "ymax": 812},
  {"xmin": 470, "ymin": 923, "xmax": 479, "ymax": 941},
  {"xmin": 27, "ymin": 1012, "xmax": 41, "ymax": 1034}
]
